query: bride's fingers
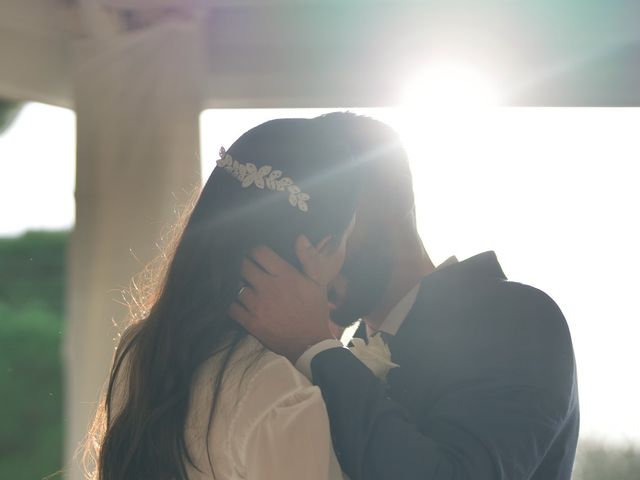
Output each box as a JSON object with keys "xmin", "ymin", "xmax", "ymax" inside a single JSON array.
[
  {"xmin": 295, "ymin": 235, "xmax": 327, "ymax": 287},
  {"xmin": 250, "ymin": 246, "xmax": 295, "ymax": 277},
  {"xmin": 240, "ymin": 257, "xmax": 270, "ymax": 290},
  {"xmin": 236, "ymin": 285, "xmax": 257, "ymax": 312},
  {"xmin": 229, "ymin": 301, "xmax": 254, "ymax": 328}
]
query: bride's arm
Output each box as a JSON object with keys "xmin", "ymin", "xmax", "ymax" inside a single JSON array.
[
  {"xmin": 226, "ymin": 354, "xmax": 344, "ymax": 480},
  {"xmin": 243, "ymin": 384, "xmax": 344, "ymax": 479}
]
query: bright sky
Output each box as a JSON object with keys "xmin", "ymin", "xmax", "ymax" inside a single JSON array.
[{"xmin": 1, "ymin": 102, "xmax": 639, "ymax": 446}]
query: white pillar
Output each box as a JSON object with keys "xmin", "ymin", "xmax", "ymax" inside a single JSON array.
[{"xmin": 64, "ymin": 14, "xmax": 203, "ymax": 479}]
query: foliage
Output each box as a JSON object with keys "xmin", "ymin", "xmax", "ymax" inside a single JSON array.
[
  {"xmin": 0, "ymin": 98, "xmax": 23, "ymax": 136},
  {"xmin": 0, "ymin": 231, "xmax": 67, "ymax": 480},
  {"xmin": 0, "ymin": 231, "xmax": 68, "ymax": 312},
  {"xmin": 573, "ymin": 440, "xmax": 640, "ymax": 480}
]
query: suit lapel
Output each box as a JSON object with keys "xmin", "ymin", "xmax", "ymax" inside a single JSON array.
[
  {"xmin": 390, "ymin": 251, "xmax": 506, "ymax": 354},
  {"xmin": 385, "ymin": 251, "xmax": 507, "ymax": 407}
]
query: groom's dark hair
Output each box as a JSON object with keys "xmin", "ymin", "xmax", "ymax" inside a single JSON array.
[
  {"xmin": 313, "ymin": 112, "xmax": 417, "ymax": 326},
  {"xmin": 314, "ymin": 111, "xmax": 415, "ymax": 223}
]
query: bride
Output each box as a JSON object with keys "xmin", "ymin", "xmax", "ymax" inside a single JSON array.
[{"xmin": 84, "ymin": 117, "xmax": 360, "ymax": 479}]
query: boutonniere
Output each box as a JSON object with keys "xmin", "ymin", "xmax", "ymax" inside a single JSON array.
[{"xmin": 350, "ymin": 334, "xmax": 399, "ymax": 382}]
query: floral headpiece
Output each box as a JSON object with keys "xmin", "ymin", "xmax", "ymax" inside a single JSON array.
[{"xmin": 216, "ymin": 147, "xmax": 310, "ymax": 212}]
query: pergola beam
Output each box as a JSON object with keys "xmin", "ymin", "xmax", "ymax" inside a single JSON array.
[
  {"xmin": 0, "ymin": 27, "xmax": 72, "ymax": 106},
  {"xmin": 2, "ymin": 1, "xmax": 640, "ymax": 108}
]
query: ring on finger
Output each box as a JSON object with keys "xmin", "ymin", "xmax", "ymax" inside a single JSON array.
[{"xmin": 236, "ymin": 285, "xmax": 248, "ymax": 299}]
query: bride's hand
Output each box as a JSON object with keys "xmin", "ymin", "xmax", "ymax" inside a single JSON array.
[{"xmin": 229, "ymin": 241, "xmax": 338, "ymax": 363}]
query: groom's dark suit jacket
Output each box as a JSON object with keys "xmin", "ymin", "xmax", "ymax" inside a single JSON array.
[{"xmin": 311, "ymin": 252, "xmax": 579, "ymax": 480}]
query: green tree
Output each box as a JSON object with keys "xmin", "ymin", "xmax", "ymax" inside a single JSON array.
[
  {"xmin": 0, "ymin": 231, "xmax": 67, "ymax": 480},
  {"xmin": 0, "ymin": 98, "xmax": 23, "ymax": 135},
  {"xmin": 573, "ymin": 439, "xmax": 640, "ymax": 480}
]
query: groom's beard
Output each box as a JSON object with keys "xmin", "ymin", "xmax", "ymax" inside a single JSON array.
[{"xmin": 329, "ymin": 245, "xmax": 393, "ymax": 328}]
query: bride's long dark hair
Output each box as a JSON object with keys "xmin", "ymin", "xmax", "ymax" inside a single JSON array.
[{"xmin": 84, "ymin": 117, "xmax": 362, "ymax": 480}]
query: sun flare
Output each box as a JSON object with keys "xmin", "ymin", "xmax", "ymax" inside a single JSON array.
[{"xmin": 401, "ymin": 64, "xmax": 502, "ymax": 110}]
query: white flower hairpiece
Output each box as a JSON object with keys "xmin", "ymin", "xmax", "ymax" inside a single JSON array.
[{"xmin": 216, "ymin": 147, "xmax": 311, "ymax": 212}]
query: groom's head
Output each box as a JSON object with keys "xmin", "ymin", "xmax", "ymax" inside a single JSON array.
[{"xmin": 314, "ymin": 112, "xmax": 417, "ymax": 327}]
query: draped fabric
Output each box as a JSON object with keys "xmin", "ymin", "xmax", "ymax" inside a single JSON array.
[{"xmin": 64, "ymin": 14, "xmax": 203, "ymax": 480}]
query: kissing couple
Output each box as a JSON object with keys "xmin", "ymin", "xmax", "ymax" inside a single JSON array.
[{"xmin": 86, "ymin": 112, "xmax": 579, "ymax": 480}]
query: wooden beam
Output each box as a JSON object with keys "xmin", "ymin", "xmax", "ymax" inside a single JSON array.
[
  {"xmin": 0, "ymin": 27, "xmax": 72, "ymax": 106},
  {"xmin": 1, "ymin": 1, "xmax": 640, "ymax": 108}
]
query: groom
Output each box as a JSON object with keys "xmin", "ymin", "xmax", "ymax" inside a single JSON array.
[{"xmin": 231, "ymin": 113, "xmax": 579, "ymax": 480}]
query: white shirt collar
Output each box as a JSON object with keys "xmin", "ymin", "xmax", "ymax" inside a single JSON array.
[{"xmin": 373, "ymin": 255, "xmax": 459, "ymax": 337}]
